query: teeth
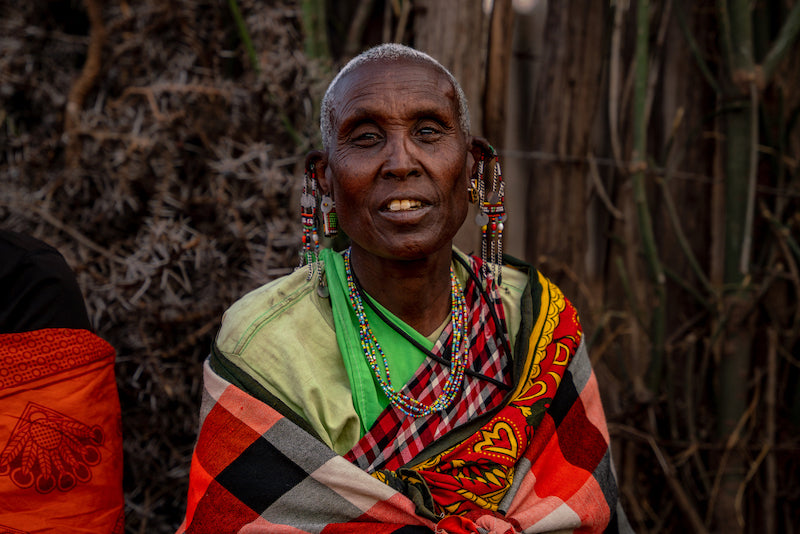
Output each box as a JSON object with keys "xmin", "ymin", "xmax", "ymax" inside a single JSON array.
[{"xmin": 388, "ymin": 199, "xmax": 421, "ymax": 211}]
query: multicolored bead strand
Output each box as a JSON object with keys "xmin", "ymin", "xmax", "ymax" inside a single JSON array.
[
  {"xmin": 320, "ymin": 194, "xmax": 338, "ymax": 238},
  {"xmin": 344, "ymin": 249, "xmax": 468, "ymax": 418},
  {"xmin": 300, "ymin": 164, "xmax": 321, "ymax": 282},
  {"xmin": 474, "ymin": 146, "xmax": 505, "ymax": 284}
]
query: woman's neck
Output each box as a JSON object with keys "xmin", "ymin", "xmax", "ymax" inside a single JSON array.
[{"xmin": 348, "ymin": 245, "xmax": 453, "ymax": 336}]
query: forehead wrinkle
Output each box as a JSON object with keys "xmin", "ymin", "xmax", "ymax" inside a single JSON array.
[
  {"xmin": 320, "ymin": 44, "xmax": 471, "ymax": 150},
  {"xmin": 330, "ymin": 65, "xmax": 459, "ymax": 134}
]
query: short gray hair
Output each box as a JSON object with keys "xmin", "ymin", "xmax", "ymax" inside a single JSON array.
[{"xmin": 319, "ymin": 43, "xmax": 471, "ymax": 150}]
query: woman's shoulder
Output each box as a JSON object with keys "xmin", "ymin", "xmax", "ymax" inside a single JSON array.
[
  {"xmin": 212, "ymin": 264, "xmax": 355, "ymax": 451},
  {"xmin": 216, "ymin": 264, "xmax": 334, "ymax": 357}
]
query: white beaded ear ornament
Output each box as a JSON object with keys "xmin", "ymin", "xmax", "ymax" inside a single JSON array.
[
  {"xmin": 299, "ymin": 163, "xmax": 330, "ymax": 297},
  {"xmin": 320, "ymin": 194, "xmax": 337, "ymax": 238},
  {"xmin": 474, "ymin": 144, "xmax": 506, "ymax": 285}
]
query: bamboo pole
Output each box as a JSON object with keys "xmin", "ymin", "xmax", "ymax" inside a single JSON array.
[
  {"xmin": 300, "ymin": 0, "xmax": 331, "ymax": 61},
  {"xmin": 608, "ymin": 0, "xmax": 627, "ymax": 166},
  {"xmin": 760, "ymin": 1, "xmax": 800, "ymax": 84},
  {"xmin": 631, "ymin": 0, "xmax": 667, "ymax": 392},
  {"xmin": 715, "ymin": 0, "xmax": 755, "ymax": 530},
  {"xmin": 483, "ymin": 0, "xmax": 514, "ymax": 147}
]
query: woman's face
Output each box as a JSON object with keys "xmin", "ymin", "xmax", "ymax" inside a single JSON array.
[{"xmin": 319, "ymin": 58, "xmax": 471, "ymax": 262}]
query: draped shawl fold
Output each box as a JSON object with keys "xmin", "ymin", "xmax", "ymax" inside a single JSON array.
[{"xmin": 178, "ymin": 259, "xmax": 629, "ymax": 533}]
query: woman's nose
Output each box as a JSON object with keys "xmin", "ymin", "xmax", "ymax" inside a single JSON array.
[{"xmin": 381, "ymin": 135, "xmax": 420, "ymax": 179}]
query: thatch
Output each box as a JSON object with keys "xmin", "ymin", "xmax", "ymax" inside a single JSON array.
[{"xmin": 1, "ymin": 1, "xmax": 323, "ymax": 531}]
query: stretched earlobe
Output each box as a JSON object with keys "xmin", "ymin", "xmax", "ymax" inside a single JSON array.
[
  {"xmin": 466, "ymin": 137, "xmax": 505, "ymax": 284},
  {"xmin": 305, "ymin": 150, "xmax": 329, "ymax": 193},
  {"xmin": 467, "ymin": 137, "xmax": 493, "ymax": 204},
  {"xmin": 469, "ymin": 137, "xmax": 494, "ymax": 162}
]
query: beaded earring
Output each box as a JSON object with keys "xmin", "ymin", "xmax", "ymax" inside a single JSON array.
[
  {"xmin": 300, "ymin": 163, "xmax": 329, "ymax": 296},
  {"xmin": 474, "ymin": 144, "xmax": 506, "ymax": 284},
  {"xmin": 300, "ymin": 164, "xmax": 320, "ymax": 273},
  {"xmin": 320, "ymin": 194, "xmax": 338, "ymax": 238}
]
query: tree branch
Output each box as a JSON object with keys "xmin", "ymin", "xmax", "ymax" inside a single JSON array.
[
  {"xmin": 64, "ymin": 0, "xmax": 106, "ymax": 167},
  {"xmin": 675, "ymin": 0, "xmax": 722, "ymax": 94},
  {"xmin": 760, "ymin": 0, "xmax": 800, "ymax": 84}
]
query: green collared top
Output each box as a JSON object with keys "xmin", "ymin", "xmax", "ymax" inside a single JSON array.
[{"xmin": 211, "ymin": 248, "xmax": 528, "ymax": 455}]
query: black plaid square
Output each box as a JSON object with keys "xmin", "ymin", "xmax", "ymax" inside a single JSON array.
[{"xmin": 216, "ymin": 435, "xmax": 308, "ymax": 514}]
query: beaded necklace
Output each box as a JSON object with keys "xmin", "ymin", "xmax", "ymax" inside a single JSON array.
[{"xmin": 343, "ymin": 249, "xmax": 468, "ymax": 417}]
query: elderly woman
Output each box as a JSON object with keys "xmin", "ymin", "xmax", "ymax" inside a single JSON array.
[{"xmin": 178, "ymin": 44, "xmax": 629, "ymax": 534}]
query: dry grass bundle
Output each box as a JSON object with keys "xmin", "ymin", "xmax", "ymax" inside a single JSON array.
[{"xmin": 1, "ymin": 1, "xmax": 322, "ymax": 531}]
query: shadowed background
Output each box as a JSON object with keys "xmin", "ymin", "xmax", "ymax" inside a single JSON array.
[{"xmin": 1, "ymin": 1, "xmax": 798, "ymax": 532}]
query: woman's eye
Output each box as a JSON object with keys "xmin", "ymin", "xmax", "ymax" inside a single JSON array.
[
  {"xmin": 351, "ymin": 130, "xmax": 381, "ymax": 145},
  {"xmin": 417, "ymin": 124, "xmax": 443, "ymax": 139}
]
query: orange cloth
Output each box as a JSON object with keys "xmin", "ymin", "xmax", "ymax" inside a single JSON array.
[{"xmin": 0, "ymin": 328, "xmax": 124, "ymax": 534}]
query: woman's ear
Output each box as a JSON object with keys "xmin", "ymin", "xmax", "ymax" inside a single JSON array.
[
  {"xmin": 467, "ymin": 137, "xmax": 493, "ymax": 201},
  {"xmin": 469, "ymin": 136, "xmax": 493, "ymax": 165},
  {"xmin": 305, "ymin": 150, "xmax": 330, "ymax": 194}
]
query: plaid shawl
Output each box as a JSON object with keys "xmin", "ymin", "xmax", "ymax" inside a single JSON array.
[
  {"xmin": 178, "ymin": 267, "xmax": 628, "ymax": 534},
  {"xmin": 344, "ymin": 254, "xmax": 512, "ymax": 473}
]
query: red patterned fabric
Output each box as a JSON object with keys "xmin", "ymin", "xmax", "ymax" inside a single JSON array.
[
  {"xmin": 178, "ymin": 361, "xmax": 435, "ymax": 534},
  {"xmin": 365, "ymin": 273, "xmax": 612, "ymax": 525},
  {"xmin": 178, "ymin": 264, "xmax": 630, "ymax": 533},
  {"xmin": 0, "ymin": 328, "xmax": 124, "ymax": 534},
  {"xmin": 395, "ymin": 275, "xmax": 593, "ymax": 518},
  {"xmin": 346, "ymin": 255, "xmax": 512, "ymax": 473}
]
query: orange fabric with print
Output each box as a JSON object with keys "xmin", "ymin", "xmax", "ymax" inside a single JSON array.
[
  {"xmin": 0, "ymin": 328, "xmax": 124, "ymax": 534},
  {"xmin": 407, "ymin": 275, "xmax": 582, "ymax": 517}
]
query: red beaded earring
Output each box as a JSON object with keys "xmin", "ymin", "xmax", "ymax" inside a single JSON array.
[
  {"xmin": 474, "ymin": 144, "xmax": 505, "ymax": 284},
  {"xmin": 299, "ymin": 163, "xmax": 330, "ymax": 296},
  {"xmin": 300, "ymin": 163, "xmax": 320, "ymax": 274}
]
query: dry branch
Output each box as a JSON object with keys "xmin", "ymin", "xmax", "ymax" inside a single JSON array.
[
  {"xmin": 64, "ymin": 0, "xmax": 106, "ymax": 167},
  {"xmin": 0, "ymin": 2, "xmax": 310, "ymax": 531},
  {"xmin": 587, "ymin": 152, "xmax": 624, "ymax": 220},
  {"xmin": 613, "ymin": 424, "xmax": 710, "ymax": 534}
]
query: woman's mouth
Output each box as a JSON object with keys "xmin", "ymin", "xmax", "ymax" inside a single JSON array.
[
  {"xmin": 386, "ymin": 199, "xmax": 423, "ymax": 212},
  {"xmin": 379, "ymin": 198, "xmax": 432, "ymax": 225}
]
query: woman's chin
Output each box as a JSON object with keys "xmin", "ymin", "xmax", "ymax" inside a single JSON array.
[{"xmin": 352, "ymin": 237, "xmax": 454, "ymax": 264}]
